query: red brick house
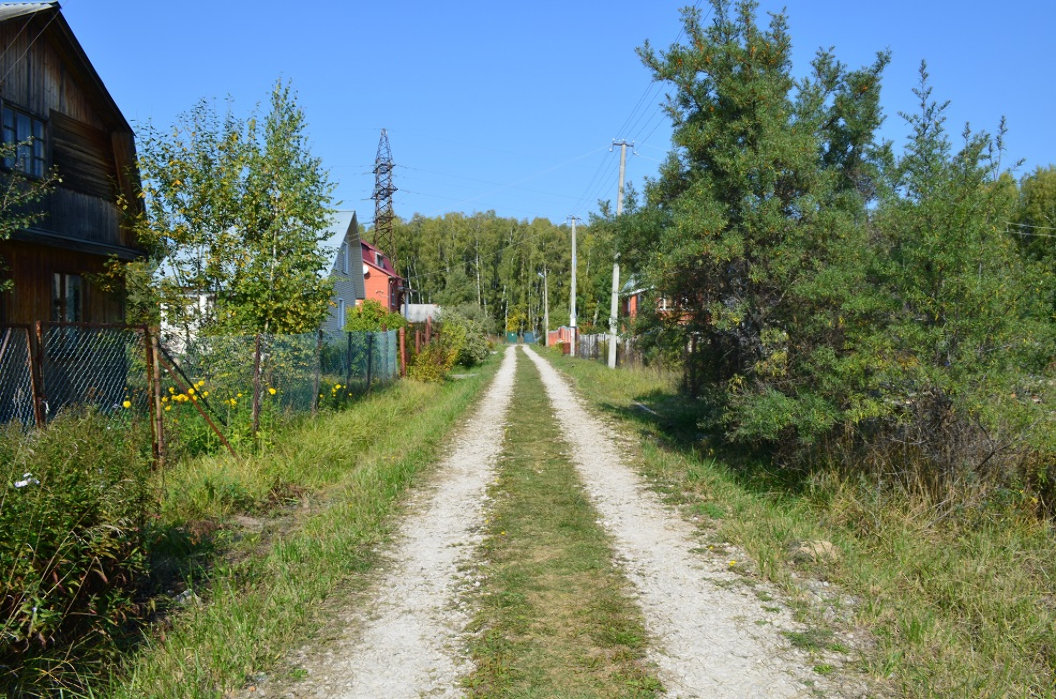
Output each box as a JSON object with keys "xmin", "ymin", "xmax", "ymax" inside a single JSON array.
[
  {"xmin": 360, "ymin": 239, "xmax": 403, "ymax": 313},
  {"xmin": 0, "ymin": 1, "xmax": 143, "ymax": 325}
]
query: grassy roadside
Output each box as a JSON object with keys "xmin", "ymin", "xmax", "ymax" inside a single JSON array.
[
  {"xmin": 463, "ymin": 349, "xmax": 662, "ymax": 698},
  {"xmin": 540, "ymin": 349, "xmax": 1056, "ymax": 697},
  {"xmin": 109, "ymin": 355, "xmax": 501, "ymax": 698}
]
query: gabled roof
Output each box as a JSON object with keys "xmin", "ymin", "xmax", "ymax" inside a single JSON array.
[
  {"xmin": 0, "ymin": 1, "xmax": 132, "ymax": 134},
  {"xmin": 321, "ymin": 211, "xmax": 358, "ymax": 264},
  {"xmin": 320, "ymin": 210, "xmax": 367, "ymax": 299},
  {"xmin": 361, "ymin": 238, "xmax": 402, "ymax": 279}
]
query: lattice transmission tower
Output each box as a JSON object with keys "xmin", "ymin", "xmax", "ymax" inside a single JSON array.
[{"xmin": 371, "ymin": 128, "xmax": 397, "ymax": 261}]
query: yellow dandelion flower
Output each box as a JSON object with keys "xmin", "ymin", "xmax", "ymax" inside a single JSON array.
[
  {"xmin": 268, "ymin": 387, "xmax": 277, "ymax": 395},
  {"xmin": 187, "ymin": 387, "xmax": 195, "ymax": 395},
  {"xmin": 122, "ymin": 400, "xmax": 131, "ymax": 409},
  {"xmin": 728, "ymin": 560, "xmax": 736, "ymax": 566},
  {"xmin": 168, "ymin": 387, "xmax": 175, "ymax": 394},
  {"xmin": 161, "ymin": 396, "xmax": 168, "ymax": 403},
  {"xmin": 202, "ymin": 391, "xmax": 209, "ymax": 397},
  {"xmin": 237, "ymin": 392, "xmax": 243, "ymax": 398},
  {"xmin": 164, "ymin": 405, "xmax": 172, "ymax": 412}
]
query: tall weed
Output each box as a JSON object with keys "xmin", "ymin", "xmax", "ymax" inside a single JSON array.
[{"xmin": 0, "ymin": 411, "xmax": 153, "ymax": 696}]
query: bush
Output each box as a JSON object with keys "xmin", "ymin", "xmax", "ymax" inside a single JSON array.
[
  {"xmin": 343, "ymin": 299, "xmax": 407, "ymax": 332},
  {"xmin": 407, "ymin": 339, "xmax": 459, "ymax": 382},
  {"xmin": 438, "ymin": 306, "xmax": 491, "ymax": 367},
  {"xmin": 0, "ymin": 410, "xmax": 154, "ymax": 695}
]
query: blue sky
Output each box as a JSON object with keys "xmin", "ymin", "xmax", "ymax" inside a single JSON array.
[{"xmin": 62, "ymin": 0, "xmax": 1056, "ymax": 227}]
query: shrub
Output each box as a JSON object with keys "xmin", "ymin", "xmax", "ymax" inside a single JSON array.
[
  {"xmin": 438, "ymin": 307, "xmax": 491, "ymax": 367},
  {"xmin": 408, "ymin": 338, "xmax": 459, "ymax": 382},
  {"xmin": 0, "ymin": 410, "xmax": 154, "ymax": 695},
  {"xmin": 343, "ymin": 299, "xmax": 407, "ymax": 332}
]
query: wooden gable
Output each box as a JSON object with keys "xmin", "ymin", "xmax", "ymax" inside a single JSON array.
[{"xmin": 0, "ymin": 2, "xmax": 142, "ymax": 324}]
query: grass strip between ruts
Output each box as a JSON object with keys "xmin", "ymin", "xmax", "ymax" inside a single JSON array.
[{"xmin": 463, "ymin": 347, "xmax": 663, "ymax": 698}]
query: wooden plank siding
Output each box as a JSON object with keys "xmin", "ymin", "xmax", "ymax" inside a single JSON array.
[
  {"xmin": 0, "ymin": 5, "xmax": 143, "ymax": 325},
  {"xmin": 0, "ymin": 239, "xmax": 123, "ymax": 325}
]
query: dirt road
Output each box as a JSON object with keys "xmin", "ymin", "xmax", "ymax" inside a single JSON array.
[{"xmin": 250, "ymin": 345, "xmax": 826, "ymax": 697}]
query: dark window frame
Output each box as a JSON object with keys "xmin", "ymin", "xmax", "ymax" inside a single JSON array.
[{"xmin": 1, "ymin": 100, "xmax": 47, "ymax": 179}]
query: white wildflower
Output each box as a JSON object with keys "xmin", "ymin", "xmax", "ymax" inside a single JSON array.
[{"xmin": 14, "ymin": 472, "xmax": 40, "ymax": 488}]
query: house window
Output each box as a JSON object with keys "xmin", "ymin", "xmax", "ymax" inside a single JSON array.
[
  {"xmin": 51, "ymin": 273, "xmax": 83, "ymax": 323},
  {"xmin": 2, "ymin": 104, "xmax": 45, "ymax": 178},
  {"xmin": 342, "ymin": 242, "xmax": 349, "ymax": 274},
  {"xmin": 375, "ymin": 252, "xmax": 383, "ymax": 267},
  {"xmin": 338, "ymin": 298, "xmax": 346, "ymax": 328}
]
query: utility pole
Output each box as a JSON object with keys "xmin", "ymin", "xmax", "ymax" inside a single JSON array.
[
  {"xmin": 540, "ymin": 266, "xmax": 549, "ymax": 346},
  {"xmin": 609, "ymin": 139, "xmax": 635, "ymax": 369},
  {"xmin": 568, "ymin": 215, "xmax": 581, "ymax": 357},
  {"xmin": 371, "ymin": 129, "xmax": 397, "ymax": 265}
]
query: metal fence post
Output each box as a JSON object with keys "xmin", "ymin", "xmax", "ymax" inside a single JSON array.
[
  {"xmin": 144, "ymin": 327, "xmax": 165, "ymax": 471},
  {"xmin": 398, "ymin": 326, "xmax": 406, "ymax": 377},
  {"xmin": 366, "ymin": 332, "xmax": 374, "ymax": 391},
  {"xmin": 30, "ymin": 321, "xmax": 45, "ymax": 427},
  {"xmin": 252, "ymin": 333, "xmax": 262, "ymax": 436},
  {"xmin": 312, "ymin": 329, "xmax": 322, "ymax": 415},
  {"xmin": 345, "ymin": 331, "xmax": 353, "ymax": 391}
]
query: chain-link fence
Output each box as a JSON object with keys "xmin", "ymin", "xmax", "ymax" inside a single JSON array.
[
  {"xmin": 170, "ymin": 328, "xmax": 399, "ymax": 415},
  {"xmin": 0, "ymin": 326, "xmax": 35, "ymax": 426},
  {"xmin": 0, "ymin": 323, "xmax": 151, "ymax": 428},
  {"xmin": 0, "ymin": 323, "xmax": 404, "ymax": 460}
]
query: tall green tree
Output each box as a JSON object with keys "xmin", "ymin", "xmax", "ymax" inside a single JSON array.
[
  {"xmin": 135, "ymin": 80, "xmax": 334, "ymax": 339},
  {"xmin": 630, "ymin": 0, "xmax": 889, "ymax": 446},
  {"xmin": 1013, "ymin": 165, "xmax": 1056, "ymax": 319},
  {"xmin": 856, "ymin": 66, "xmax": 1054, "ymax": 472}
]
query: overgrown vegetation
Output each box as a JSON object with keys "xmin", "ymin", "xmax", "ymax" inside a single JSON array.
[
  {"xmin": 0, "ymin": 412, "xmax": 153, "ymax": 696},
  {"xmin": 342, "ymin": 299, "xmax": 407, "ymax": 332},
  {"xmin": 598, "ymin": 0, "xmax": 1055, "ymax": 506},
  {"xmin": 408, "ymin": 305, "xmax": 493, "ymax": 382},
  {"xmin": 547, "ymin": 350, "xmax": 1056, "ymax": 696},
  {"xmin": 0, "ymin": 354, "xmax": 498, "ymax": 697}
]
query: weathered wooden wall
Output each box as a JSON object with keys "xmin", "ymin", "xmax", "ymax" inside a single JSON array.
[
  {"xmin": 0, "ymin": 240, "xmax": 123, "ymax": 324},
  {"xmin": 0, "ymin": 8, "xmax": 141, "ymax": 324}
]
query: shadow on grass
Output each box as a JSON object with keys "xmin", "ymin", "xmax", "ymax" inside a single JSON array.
[{"xmin": 594, "ymin": 387, "xmax": 814, "ymax": 500}]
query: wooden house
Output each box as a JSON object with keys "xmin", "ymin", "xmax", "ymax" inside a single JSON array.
[{"xmin": 0, "ymin": 1, "xmax": 143, "ymax": 326}]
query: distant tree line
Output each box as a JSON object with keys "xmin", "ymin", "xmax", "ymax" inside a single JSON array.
[{"xmin": 382, "ymin": 212, "xmax": 618, "ymax": 335}]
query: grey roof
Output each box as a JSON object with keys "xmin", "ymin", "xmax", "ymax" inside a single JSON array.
[
  {"xmin": 0, "ymin": 2, "xmax": 57, "ymax": 23},
  {"xmin": 321, "ymin": 211, "xmax": 356, "ymax": 260}
]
